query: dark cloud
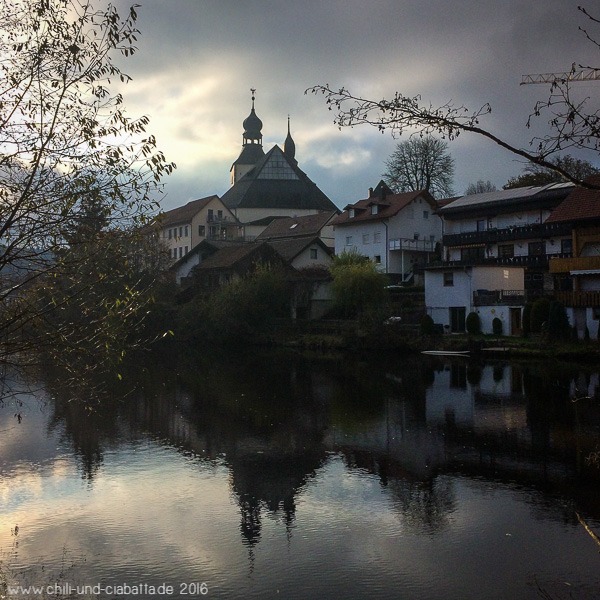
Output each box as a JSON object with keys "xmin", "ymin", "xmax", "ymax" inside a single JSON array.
[{"xmin": 111, "ymin": 1, "xmax": 598, "ymax": 208}]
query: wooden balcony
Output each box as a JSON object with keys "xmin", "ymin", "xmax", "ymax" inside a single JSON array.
[
  {"xmin": 549, "ymin": 255, "xmax": 600, "ymax": 273},
  {"xmin": 443, "ymin": 222, "xmax": 571, "ymax": 246},
  {"xmin": 473, "ymin": 289, "xmax": 526, "ymax": 306},
  {"xmin": 554, "ymin": 291, "xmax": 600, "ymax": 307}
]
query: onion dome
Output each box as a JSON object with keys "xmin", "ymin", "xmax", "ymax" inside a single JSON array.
[{"xmin": 242, "ymin": 88, "xmax": 263, "ymax": 145}]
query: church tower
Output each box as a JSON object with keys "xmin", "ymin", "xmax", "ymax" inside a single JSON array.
[{"xmin": 230, "ymin": 89, "xmax": 265, "ymax": 185}]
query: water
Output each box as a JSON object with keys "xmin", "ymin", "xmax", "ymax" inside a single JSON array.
[{"xmin": 1, "ymin": 350, "xmax": 599, "ymax": 599}]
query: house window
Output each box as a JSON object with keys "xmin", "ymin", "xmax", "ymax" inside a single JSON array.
[
  {"xmin": 362, "ymin": 233, "xmax": 370, "ymax": 244},
  {"xmin": 349, "ymin": 208, "xmax": 355, "ymax": 218},
  {"xmin": 423, "ymin": 210, "xmax": 429, "ymax": 219},
  {"xmin": 374, "ymin": 232, "xmax": 382, "ymax": 244},
  {"xmin": 217, "ymin": 210, "xmax": 223, "ymax": 219},
  {"xmin": 498, "ymin": 244, "xmax": 514, "ymax": 258},
  {"xmin": 374, "ymin": 255, "xmax": 381, "ymax": 264},
  {"xmin": 477, "ymin": 219, "xmax": 486, "ymax": 232},
  {"xmin": 444, "ymin": 272, "xmax": 454, "ymax": 286},
  {"xmin": 207, "ymin": 209, "xmax": 214, "ymax": 221},
  {"xmin": 178, "ymin": 247, "xmax": 183, "ymax": 258},
  {"xmin": 414, "ymin": 232, "xmax": 419, "ymax": 240},
  {"xmin": 184, "ymin": 246, "xmax": 188, "ymax": 254},
  {"xmin": 528, "ymin": 241, "xmax": 544, "ymax": 256},
  {"xmin": 561, "ymin": 238, "xmax": 573, "ymax": 254},
  {"xmin": 172, "ymin": 248, "xmax": 177, "ymax": 259},
  {"xmin": 310, "ymin": 248, "xmax": 318, "ymax": 260},
  {"xmin": 185, "ymin": 225, "xmax": 189, "ymax": 237},
  {"xmin": 199, "ymin": 225, "xmax": 205, "ymax": 236},
  {"xmin": 168, "ymin": 229, "xmax": 172, "ymax": 240},
  {"xmin": 346, "ymin": 235, "xmax": 353, "ymax": 246},
  {"xmin": 371, "ymin": 205, "xmax": 378, "ymax": 215}
]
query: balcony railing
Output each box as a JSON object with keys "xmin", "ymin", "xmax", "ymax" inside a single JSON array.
[
  {"xmin": 433, "ymin": 253, "xmax": 572, "ymax": 268},
  {"xmin": 207, "ymin": 215, "xmax": 231, "ymax": 223},
  {"xmin": 549, "ymin": 255, "xmax": 600, "ymax": 273},
  {"xmin": 473, "ymin": 289, "xmax": 526, "ymax": 306},
  {"xmin": 554, "ymin": 291, "xmax": 600, "ymax": 307},
  {"xmin": 389, "ymin": 238, "xmax": 436, "ymax": 252},
  {"xmin": 443, "ymin": 222, "xmax": 572, "ymax": 246}
]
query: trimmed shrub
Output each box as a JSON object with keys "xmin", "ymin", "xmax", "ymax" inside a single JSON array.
[
  {"xmin": 420, "ymin": 314, "xmax": 435, "ymax": 335},
  {"xmin": 492, "ymin": 317, "xmax": 503, "ymax": 335},
  {"xmin": 522, "ymin": 302, "xmax": 532, "ymax": 337},
  {"xmin": 530, "ymin": 297, "xmax": 551, "ymax": 333},
  {"xmin": 465, "ymin": 311, "xmax": 481, "ymax": 335},
  {"xmin": 547, "ymin": 300, "xmax": 570, "ymax": 341}
]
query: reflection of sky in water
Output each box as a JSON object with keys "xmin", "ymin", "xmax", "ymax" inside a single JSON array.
[{"xmin": 0, "ymin": 357, "xmax": 599, "ymax": 600}]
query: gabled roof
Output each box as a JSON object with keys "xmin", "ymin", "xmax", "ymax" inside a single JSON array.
[
  {"xmin": 545, "ymin": 176, "xmax": 600, "ymax": 223},
  {"xmin": 169, "ymin": 238, "xmax": 243, "ymax": 270},
  {"xmin": 221, "ymin": 145, "xmax": 337, "ymax": 212},
  {"xmin": 333, "ymin": 189, "xmax": 436, "ymax": 226},
  {"xmin": 438, "ymin": 183, "xmax": 574, "ymax": 217},
  {"xmin": 256, "ymin": 210, "xmax": 338, "ymax": 241},
  {"xmin": 266, "ymin": 236, "xmax": 333, "ymax": 263},
  {"xmin": 159, "ymin": 195, "xmax": 220, "ymax": 227},
  {"xmin": 194, "ymin": 241, "xmax": 278, "ymax": 271}
]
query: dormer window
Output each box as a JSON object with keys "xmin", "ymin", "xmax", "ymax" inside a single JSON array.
[
  {"xmin": 349, "ymin": 208, "xmax": 355, "ymax": 218},
  {"xmin": 371, "ymin": 204, "xmax": 378, "ymax": 215}
]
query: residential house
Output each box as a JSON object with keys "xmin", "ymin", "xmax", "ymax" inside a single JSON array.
[
  {"xmin": 256, "ymin": 210, "xmax": 339, "ymax": 248},
  {"xmin": 332, "ymin": 181, "xmax": 441, "ymax": 283},
  {"xmin": 424, "ymin": 182, "xmax": 575, "ymax": 334},
  {"xmin": 159, "ymin": 195, "xmax": 242, "ymax": 263},
  {"xmin": 546, "ymin": 176, "xmax": 600, "ymax": 338}
]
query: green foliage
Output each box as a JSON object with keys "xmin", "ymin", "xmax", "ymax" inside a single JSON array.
[
  {"xmin": 504, "ymin": 155, "xmax": 599, "ymax": 189},
  {"xmin": 530, "ymin": 297, "xmax": 551, "ymax": 333},
  {"xmin": 522, "ymin": 302, "xmax": 532, "ymax": 337},
  {"xmin": 465, "ymin": 311, "xmax": 481, "ymax": 335},
  {"xmin": 330, "ymin": 256, "xmax": 387, "ymax": 319},
  {"xmin": 177, "ymin": 266, "xmax": 290, "ymax": 344},
  {"xmin": 547, "ymin": 300, "xmax": 571, "ymax": 341},
  {"xmin": 420, "ymin": 314, "xmax": 435, "ymax": 334},
  {"xmin": 492, "ymin": 317, "xmax": 503, "ymax": 335},
  {"xmin": 0, "ymin": 0, "xmax": 175, "ymax": 374}
]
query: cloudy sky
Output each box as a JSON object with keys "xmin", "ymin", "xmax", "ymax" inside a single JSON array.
[{"xmin": 111, "ymin": 1, "xmax": 599, "ymax": 211}]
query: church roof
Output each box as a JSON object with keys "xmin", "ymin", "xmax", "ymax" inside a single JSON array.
[{"xmin": 221, "ymin": 145, "xmax": 337, "ymax": 212}]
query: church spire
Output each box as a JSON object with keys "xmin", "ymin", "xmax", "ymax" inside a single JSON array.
[
  {"xmin": 284, "ymin": 115, "xmax": 296, "ymax": 164},
  {"xmin": 242, "ymin": 88, "xmax": 263, "ymax": 147}
]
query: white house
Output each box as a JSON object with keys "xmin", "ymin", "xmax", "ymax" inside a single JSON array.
[
  {"xmin": 425, "ymin": 265, "xmax": 525, "ymax": 334},
  {"xmin": 332, "ymin": 181, "xmax": 442, "ymax": 283}
]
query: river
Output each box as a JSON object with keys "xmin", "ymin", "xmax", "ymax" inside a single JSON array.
[{"xmin": 1, "ymin": 349, "xmax": 599, "ymax": 599}]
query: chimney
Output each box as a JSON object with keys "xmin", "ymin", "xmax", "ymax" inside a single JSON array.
[{"xmin": 368, "ymin": 187, "xmax": 374, "ymax": 197}]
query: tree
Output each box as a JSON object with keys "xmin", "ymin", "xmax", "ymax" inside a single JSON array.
[
  {"xmin": 504, "ymin": 155, "xmax": 600, "ymax": 189},
  {"xmin": 382, "ymin": 136, "xmax": 454, "ymax": 198},
  {"xmin": 465, "ymin": 180, "xmax": 497, "ymax": 195},
  {"xmin": 0, "ymin": 1, "xmax": 175, "ymax": 374},
  {"xmin": 329, "ymin": 251, "xmax": 388, "ymax": 319},
  {"xmin": 307, "ymin": 7, "xmax": 600, "ymax": 188}
]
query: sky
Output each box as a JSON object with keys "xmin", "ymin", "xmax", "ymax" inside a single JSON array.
[{"xmin": 110, "ymin": 0, "xmax": 599, "ymax": 211}]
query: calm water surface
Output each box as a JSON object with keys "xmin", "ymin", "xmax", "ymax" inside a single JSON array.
[{"xmin": 1, "ymin": 350, "xmax": 599, "ymax": 599}]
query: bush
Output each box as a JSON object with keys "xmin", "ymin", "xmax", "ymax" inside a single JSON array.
[
  {"xmin": 492, "ymin": 317, "xmax": 503, "ymax": 335},
  {"xmin": 547, "ymin": 300, "xmax": 570, "ymax": 341},
  {"xmin": 530, "ymin": 297, "xmax": 551, "ymax": 333},
  {"xmin": 522, "ymin": 302, "xmax": 532, "ymax": 337},
  {"xmin": 420, "ymin": 314, "xmax": 435, "ymax": 335},
  {"xmin": 465, "ymin": 311, "xmax": 481, "ymax": 335}
]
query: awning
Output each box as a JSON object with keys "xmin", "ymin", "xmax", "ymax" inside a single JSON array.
[{"xmin": 570, "ymin": 269, "xmax": 600, "ymax": 276}]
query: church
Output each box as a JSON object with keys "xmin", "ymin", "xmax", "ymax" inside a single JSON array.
[{"xmin": 220, "ymin": 91, "xmax": 339, "ymax": 238}]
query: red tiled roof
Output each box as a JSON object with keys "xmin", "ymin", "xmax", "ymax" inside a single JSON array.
[
  {"xmin": 332, "ymin": 189, "xmax": 436, "ymax": 226},
  {"xmin": 545, "ymin": 176, "xmax": 600, "ymax": 223},
  {"xmin": 158, "ymin": 195, "xmax": 219, "ymax": 227}
]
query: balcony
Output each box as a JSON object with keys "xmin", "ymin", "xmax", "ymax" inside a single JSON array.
[
  {"xmin": 207, "ymin": 214, "xmax": 231, "ymax": 223},
  {"xmin": 473, "ymin": 289, "xmax": 526, "ymax": 306},
  {"xmin": 554, "ymin": 290, "xmax": 600, "ymax": 307},
  {"xmin": 443, "ymin": 222, "xmax": 571, "ymax": 247},
  {"xmin": 549, "ymin": 255, "xmax": 600, "ymax": 274},
  {"xmin": 389, "ymin": 238, "xmax": 436, "ymax": 252},
  {"xmin": 434, "ymin": 254, "xmax": 570, "ymax": 268}
]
